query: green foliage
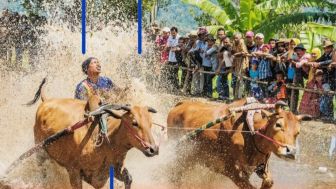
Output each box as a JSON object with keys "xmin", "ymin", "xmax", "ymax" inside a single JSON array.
[
  {"xmin": 182, "ymin": 0, "xmax": 336, "ymax": 41},
  {"xmin": 307, "ymin": 22, "xmax": 336, "ymax": 41}
]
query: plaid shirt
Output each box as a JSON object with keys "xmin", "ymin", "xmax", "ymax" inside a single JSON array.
[
  {"xmin": 257, "ymin": 58, "xmax": 272, "ymax": 80},
  {"xmin": 75, "ymin": 76, "xmax": 113, "ymax": 100}
]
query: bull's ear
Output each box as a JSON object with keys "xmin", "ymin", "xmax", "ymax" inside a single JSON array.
[
  {"xmin": 296, "ymin": 114, "xmax": 312, "ymax": 121},
  {"xmin": 104, "ymin": 109, "xmax": 122, "ymax": 119},
  {"xmin": 261, "ymin": 109, "xmax": 273, "ymax": 119},
  {"xmin": 148, "ymin": 107, "xmax": 157, "ymax": 113}
]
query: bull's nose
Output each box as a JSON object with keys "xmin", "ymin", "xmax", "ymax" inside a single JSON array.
[
  {"xmin": 145, "ymin": 145, "xmax": 159, "ymax": 156},
  {"xmin": 285, "ymin": 146, "xmax": 296, "ymax": 159}
]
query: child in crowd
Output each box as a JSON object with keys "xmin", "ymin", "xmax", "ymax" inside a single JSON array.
[
  {"xmin": 249, "ymin": 60, "xmax": 263, "ymax": 99},
  {"xmin": 299, "ymin": 69, "xmax": 323, "ymax": 118},
  {"xmin": 320, "ymin": 83, "xmax": 334, "ymax": 120},
  {"xmin": 266, "ymin": 71, "xmax": 287, "ymax": 103}
]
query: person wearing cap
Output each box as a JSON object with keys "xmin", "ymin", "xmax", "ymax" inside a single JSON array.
[
  {"xmin": 75, "ymin": 57, "xmax": 114, "ymax": 145},
  {"xmin": 272, "ymin": 39, "xmax": 287, "ymax": 75},
  {"xmin": 255, "ymin": 33, "xmax": 265, "ymax": 51},
  {"xmin": 188, "ymin": 27, "xmax": 208, "ymax": 95},
  {"xmin": 312, "ymin": 40, "xmax": 335, "ymax": 85},
  {"xmin": 181, "ymin": 30, "xmax": 199, "ymax": 95},
  {"xmin": 299, "ymin": 69, "xmax": 323, "ymax": 118},
  {"xmin": 290, "ymin": 43, "xmax": 311, "ymax": 113},
  {"xmin": 245, "ymin": 31, "xmax": 255, "ymax": 53}
]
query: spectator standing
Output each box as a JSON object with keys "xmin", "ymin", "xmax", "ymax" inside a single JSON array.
[
  {"xmin": 232, "ymin": 32, "xmax": 249, "ymax": 99},
  {"xmin": 253, "ymin": 44, "xmax": 274, "ymax": 96},
  {"xmin": 163, "ymin": 26, "xmax": 180, "ymax": 93},
  {"xmin": 299, "ymin": 69, "xmax": 323, "ymax": 118},
  {"xmin": 245, "ymin": 31, "xmax": 256, "ymax": 53},
  {"xmin": 189, "ymin": 27, "xmax": 208, "ymax": 96},
  {"xmin": 216, "ymin": 37, "xmax": 232, "ymax": 100},
  {"xmin": 291, "ymin": 43, "xmax": 311, "ymax": 113},
  {"xmin": 156, "ymin": 27, "xmax": 170, "ymax": 64},
  {"xmin": 202, "ymin": 34, "xmax": 218, "ymax": 98}
]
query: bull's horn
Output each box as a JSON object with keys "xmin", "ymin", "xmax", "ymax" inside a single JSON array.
[
  {"xmin": 296, "ymin": 114, "xmax": 312, "ymax": 121},
  {"xmin": 121, "ymin": 105, "xmax": 131, "ymax": 112},
  {"xmin": 148, "ymin": 107, "xmax": 157, "ymax": 113},
  {"xmin": 104, "ymin": 109, "xmax": 123, "ymax": 119},
  {"xmin": 275, "ymin": 100, "xmax": 288, "ymax": 114}
]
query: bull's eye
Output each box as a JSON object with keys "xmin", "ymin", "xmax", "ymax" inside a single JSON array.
[
  {"xmin": 275, "ymin": 123, "xmax": 282, "ymax": 128},
  {"xmin": 132, "ymin": 120, "xmax": 139, "ymax": 127}
]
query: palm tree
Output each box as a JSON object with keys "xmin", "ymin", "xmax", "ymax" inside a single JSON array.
[{"xmin": 182, "ymin": 0, "xmax": 336, "ymax": 40}]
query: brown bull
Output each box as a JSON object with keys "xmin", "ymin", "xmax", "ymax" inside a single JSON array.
[
  {"xmin": 28, "ymin": 79, "xmax": 159, "ymax": 189},
  {"xmin": 167, "ymin": 98, "xmax": 310, "ymax": 189}
]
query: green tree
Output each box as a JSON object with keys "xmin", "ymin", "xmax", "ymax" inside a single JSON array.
[{"xmin": 182, "ymin": 0, "xmax": 336, "ymax": 40}]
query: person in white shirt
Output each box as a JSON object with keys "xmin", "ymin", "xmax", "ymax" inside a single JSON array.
[
  {"xmin": 162, "ymin": 27, "xmax": 180, "ymax": 93},
  {"xmin": 216, "ymin": 36, "xmax": 232, "ymax": 100}
]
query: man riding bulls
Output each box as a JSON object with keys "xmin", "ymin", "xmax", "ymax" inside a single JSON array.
[{"xmin": 75, "ymin": 57, "xmax": 114, "ymax": 145}]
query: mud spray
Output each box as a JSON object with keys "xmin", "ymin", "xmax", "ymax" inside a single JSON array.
[{"xmin": 0, "ymin": 3, "xmax": 336, "ymax": 189}]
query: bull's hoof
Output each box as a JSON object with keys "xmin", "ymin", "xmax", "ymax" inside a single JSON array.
[{"xmin": 260, "ymin": 178, "xmax": 274, "ymax": 189}]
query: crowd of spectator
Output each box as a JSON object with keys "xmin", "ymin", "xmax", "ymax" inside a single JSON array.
[
  {"xmin": 0, "ymin": 9, "xmax": 46, "ymax": 65},
  {"xmin": 151, "ymin": 26, "xmax": 336, "ymax": 121}
]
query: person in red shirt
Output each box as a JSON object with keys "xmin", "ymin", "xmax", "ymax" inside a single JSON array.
[
  {"xmin": 155, "ymin": 27, "xmax": 170, "ymax": 64},
  {"xmin": 265, "ymin": 71, "xmax": 287, "ymax": 103},
  {"xmin": 299, "ymin": 69, "xmax": 323, "ymax": 118}
]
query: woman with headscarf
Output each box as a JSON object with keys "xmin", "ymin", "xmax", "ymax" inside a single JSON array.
[{"xmin": 307, "ymin": 47, "xmax": 322, "ymax": 82}]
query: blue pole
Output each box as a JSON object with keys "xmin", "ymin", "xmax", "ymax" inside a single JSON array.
[
  {"xmin": 81, "ymin": 0, "xmax": 86, "ymax": 54},
  {"xmin": 110, "ymin": 166, "xmax": 114, "ymax": 189},
  {"xmin": 138, "ymin": 0, "xmax": 142, "ymax": 54}
]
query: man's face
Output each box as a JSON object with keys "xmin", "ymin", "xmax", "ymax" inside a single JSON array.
[
  {"xmin": 269, "ymin": 40, "xmax": 276, "ymax": 48},
  {"xmin": 198, "ymin": 33, "xmax": 205, "ymax": 41},
  {"xmin": 246, "ymin": 36, "xmax": 254, "ymax": 43},
  {"xmin": 255, "ymin": 37, "xmax": 264, "ymax": 46},
  {"xmin": 88, "ymin": 59, "xmax": 101, "ymax": 75},
  {"xmin": 178, "ymin": 39, "xmax": 184, "ymax": 47},
  {"xmin": 316, "ymin": 75, "xmax": 323, "ymax": 82},
  {"xmin": 277, "ymin": 43, "xmax": 285, "ymax": 52},
  {"xmin": 207, "ymin": 39, "xmax": 215, "ymax": 46},
  {"xmin": 171, "ymin": 30, "xmax": 177, "ymax": 37},
  {"xmin": 217, "ymin": 30, "xmax": 225, "ymax": 40},
  {"xmin": 234, "ymin": 35, "xmax": 240, "ymax": 43},
  {"xmin": 324, "ymin": 46, "xmax": 333, "ymax": 54},
  {"xmin": 295, "ymin": 49, "xmax": 305, "ymax": 57},
  {"xmin": 223, "ymin": 38, "xmax": 230, "ymax": 47},
  {"xmin": 163, "ymin": 31, "xmax": 169, "ymax": 37},
  {"xmin": 276, "ymin": 74, "xmax": 284, "ymax": 81}
]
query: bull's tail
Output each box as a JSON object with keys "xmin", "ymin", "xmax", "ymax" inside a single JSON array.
[{"xmin": 26, "ymin": 77, "xmax": 47, "ymax": 106}]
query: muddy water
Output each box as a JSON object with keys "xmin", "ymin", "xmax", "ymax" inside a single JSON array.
[{"xmin": 0, "ymin": 24, "xmax": 336, "ymax": 189}]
